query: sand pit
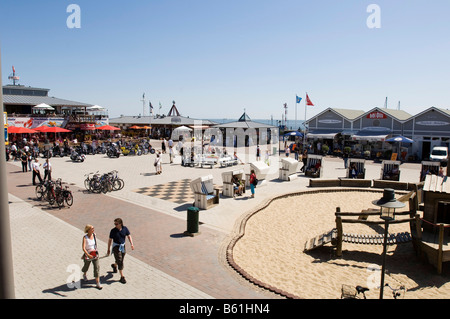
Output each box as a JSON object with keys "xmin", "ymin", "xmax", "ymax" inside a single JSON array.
[{"xmin": 230, "ymin": 189, "xmax": 450, "ymax": 299}]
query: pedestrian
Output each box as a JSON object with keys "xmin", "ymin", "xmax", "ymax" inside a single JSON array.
[
  {"xmin": 107, "ymin": 218, "xmax": 134, "ymax": 284},
  {"xmin": 343, "ymin": 148, "xmax": 349, "ymax": 169},
  {"xmin": 249, "ymin": 169, "xmax": 257, "ymax": 198},
  {"xmin": 285, "ymin": 145, "xmax": 290, "ymax": 157},
  {"xmin": 43, "ymin": 158, "xmax": 52, "ymax": 181},
  {"xmin": 20, "ymin": 151, "xmax": 28, "ymax": 172},
  {"xmin": 32, "ymin": 158, "xmax": 43, "ymax": 185},
  {"xmin": 300, "ymin": 150, "xmax": 308, "ymax": 172},
  {"xmin": 256, "ymin": 145, "xmax": 261, "ymax": 161},
  {"xmin": 161, "ymin": 138, "xmax": 166, "ymax": 154},
  {"xmin": 154, "ymin": 152, "xmax": 162, "ymax": 174},
  {"xmin": 292, "ymin": 143, "xmax": 299, "ymax": 160},
  {"xmin": 81, "ymin": 225, "xmax": 102, "ymax": 290}
]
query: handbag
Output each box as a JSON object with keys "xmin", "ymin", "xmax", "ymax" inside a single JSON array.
[{"xmin": 81, "ymin": 234, "xmax": 99, "ymax": 260}]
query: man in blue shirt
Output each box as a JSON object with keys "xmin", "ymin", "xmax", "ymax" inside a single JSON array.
[{"xmin": 107, "ymin": 218, "xmax": 134, "ymax": 284}]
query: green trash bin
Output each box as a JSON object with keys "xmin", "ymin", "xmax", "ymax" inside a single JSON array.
[{"xmin": 186, "ymin": 206, "xmax": 200, "ymax": 235}]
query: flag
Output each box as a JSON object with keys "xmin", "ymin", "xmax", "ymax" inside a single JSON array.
[
  {"xmin": 306, "ymin": 94, "xmax": 314, "ymax": 106},
  {"xmin": 142, "ymin": 93, "xmax": 145, "ymax": 99},
  {"xmin": 159, "ymin": 102, "xmax": 162, "ymax": 110},
  {"xmin": 12, "ymin": 66, "xmax": 15, "ymax": 73},
  {"xmin": 149, "ymin": 102, "xmax": 153, "ymax": 114},
  {"xmin": 296, "ymin": 95, "xmax": 302, "ymax": 104}
]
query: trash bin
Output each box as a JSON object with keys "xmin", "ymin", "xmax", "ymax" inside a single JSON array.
[
  {"xmin": 273, "ymin": 146, "xmax": 277, "ymax": 155},
  {"xmin": 186, "ymin": 206, "xmax": 200, "ymax": 235}
]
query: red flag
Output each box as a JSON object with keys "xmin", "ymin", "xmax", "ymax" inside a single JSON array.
[
  {"xmin": 12, "ymin": 66, "xmax": 15, "ymax": 73},
  {"xmin": 306, "ymin": 94, "xmax": 314, "ymax": 106}
]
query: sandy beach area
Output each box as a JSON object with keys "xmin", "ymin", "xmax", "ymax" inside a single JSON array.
[{"xmin": 231, "ymin": 189, "xmax": 450, "ymax": 299}]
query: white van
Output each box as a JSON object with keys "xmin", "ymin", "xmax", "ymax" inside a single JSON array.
[{"xmin": 430, "ymin": 146, "xmax": 448, "ymax": 166}]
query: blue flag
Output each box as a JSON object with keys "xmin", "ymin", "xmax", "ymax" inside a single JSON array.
[{"xmin": 296, "ymin": 95, "xmax": 302, "ymax": 104}]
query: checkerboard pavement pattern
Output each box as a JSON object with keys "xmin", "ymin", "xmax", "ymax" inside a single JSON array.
[{"xmin": 133, "ymin": 179, "xmax": 222, "ymax": 204}]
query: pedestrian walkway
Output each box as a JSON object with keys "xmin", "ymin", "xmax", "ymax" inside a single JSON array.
[
  {"xmin": 9, "ymin": 193, "xmax": 213, "ymax": 299},
  {"xmin": 6, "ymin": 152, "xmax": 423, "ymax": 299}
]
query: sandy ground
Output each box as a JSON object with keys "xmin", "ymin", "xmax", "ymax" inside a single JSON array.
[{"xmin": 232, "ymin": 190, "xmax": 450, "ymax": 299}]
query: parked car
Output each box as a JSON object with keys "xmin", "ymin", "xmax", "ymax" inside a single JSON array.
[{"xmin": 430, "ymin": 146, "xmax": 448, "ymax": 167}]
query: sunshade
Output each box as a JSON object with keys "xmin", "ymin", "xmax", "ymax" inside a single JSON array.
[
  {"xmin": 283, "ymin": 131, "xmax": 304, "ymax": 137},
  {"xmin": 96, "ymin": 125, "xmax": 120, "ymax": 131},
  {"xmin": 385, "ymin": 136, "xmax": 414, "ymax": 144},
  {"xmin": 7, "ymin": 126, "xmax": 37, "ymax": 134},
  {"xmin": 32, "ymin": 103, "xmax": 55, "ymax": 110}
]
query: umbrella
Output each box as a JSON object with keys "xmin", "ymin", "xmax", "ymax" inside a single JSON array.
[
  {"xmin": 385, "ymin": 136, "xmax": 414, "ymax": 143},
  {"xmin": 141, "ymin": 125, "xmax": 152, "ymax": 129},
  {"xmin": 96, "ymin": 125, "xmax": 120, "ymax": 131},
  {"xmin": 386, "ymin": 136, "xmax": 414, "ymax": 160},
  {"xmin": 7, "ymin": 126, "xmax": 37, "ymax": 134},
  {"xmin": 129, "ymin": 125, "xmax": 143, "ymax": 129},
  {"xmin": 283, "ymin": 131, "xmax": 304, "ymax": 137},
  {"xmin": 43, "ymin": 127, "xmax": 72, "ymax": 133}
]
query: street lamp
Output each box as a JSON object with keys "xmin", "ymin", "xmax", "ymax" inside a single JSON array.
[{"xmin": 372, "ymin": 188, "xmax": 405, "ymax": 299}]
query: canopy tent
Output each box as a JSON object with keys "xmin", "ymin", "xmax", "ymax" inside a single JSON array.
[
  {"xmin": 86, "ymin": 105, "xmax": 105, "ymax": 111},
  {"xmin": 32, "ymin": 103, "xmax": 55, "ymax": 111},
  {"xmin": 96, "ymin": 125, "xmax": 120, "ymax": 131},
  {"xmin": 173, "ymin": 125, "xmax": 192, "ymax": 132},
  {"xmin": 7, "ymin": 126, "xmax": 37, "ymax": 134}
]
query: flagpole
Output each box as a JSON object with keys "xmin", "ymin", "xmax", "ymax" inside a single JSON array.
[
  {"xmin": 303, "ymin": 92, "xmax": 307, "ymax": 149},
  {"xmin": 295, "ymin": 95, "xmax": 297, "ymax": 132}
]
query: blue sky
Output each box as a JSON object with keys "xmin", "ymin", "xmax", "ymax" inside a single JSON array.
[{"xmin": 1, "ymin": 0, "xmax": 449, "ymax": 121}]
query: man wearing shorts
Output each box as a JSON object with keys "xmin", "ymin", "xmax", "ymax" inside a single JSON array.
[{"xmin": 107, "ymin": 218, "xmax": 134, "ymax": 284}]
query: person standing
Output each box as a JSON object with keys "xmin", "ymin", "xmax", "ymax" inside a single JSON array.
[
  {"xmin": 20, "ymin": 151, "xmax": 28, "ymax": 172},
  {"xmin": 249, "ymin": 169, "xmax": 257, "ymax": 198},
  {"xmin": 300, "ymin": 150, "xmax": 308, "ymax": 173},
  {"xmin": 161, "ymin": 138, "xmax": 166, "ymax": 154},
  {"xmin": 154, "ymin": 152, "xmax": 162, "ymax": 174},
  {"xmin": 43, "ymin": 158, "xmax": 52, "ymax": 181},
  {"xmin": 81, "ymin": 225, "xmax": 102, "ymax": 290},
  {"xmin": 343, "ymin": 148, "xmax": 349, "ymax": 169},
  {"xmin": 168, "ymin": 138, "xmax": 174, "ymax": 163},
  {"xmin": 256, "ymin": 145, "xmax": 261, "ymax": 161},
  {"xmin": 107, "ymin": 218, "xmax": 134, "ymax": 284},
  {"xmin": 32, "ymin": 158, "xmax": 43, "ymax": 185}
]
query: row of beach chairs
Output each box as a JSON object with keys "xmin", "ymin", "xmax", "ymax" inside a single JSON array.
[{"xmin": 182, "ymin": 154, "xmax": 238, "ymax": 168}]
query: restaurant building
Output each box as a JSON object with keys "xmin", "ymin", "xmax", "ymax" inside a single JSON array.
[{"xmin": 306, "ymin": 106, "xmax": 450, "ymax": 160}]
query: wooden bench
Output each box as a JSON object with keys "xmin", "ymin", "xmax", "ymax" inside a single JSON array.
[
  {"xmin": 309, "ymin": 179, "xmax": 340, "ymax": 187},
  {"xmin": 339, "ymin": 178, "xmax": 372, "ymax": 188},
  {"xmin": 373, "ymin": 179, "xmax": 409, "ymax": 190}
]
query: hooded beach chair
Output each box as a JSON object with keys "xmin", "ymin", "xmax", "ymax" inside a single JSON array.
[
  {"xmin": 420, "ymin": 161, "xmax": 441, "ymax": 182},
  {"xmin": 190, "ymin": 175, "xmax": 219, "ymax": 209},
  {"xmin": 346, "ymin": 158, "xmax": 366, "ymax": 179},
  {"xmin": 305, "ymin": 154, "xmax": 323, "ymax": 178},
  {"xmin": 222, "ymin": 169, "xmax": 245, "ymax": 197},
  {"xmin": 380, "ymin": 160, "xmax": 401, "ymax": 181},
  {"xmin": 279, "ymin": 157, "xmax": 299, "ymax": 181},
  {"xmin": 246, "ymin": 161, "xmax": 270, "ymax": 187}
]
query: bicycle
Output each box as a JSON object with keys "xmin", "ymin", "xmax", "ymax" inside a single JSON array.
[
  {"xmin": 341, "ymin": 285, "xmax": 369, "ymax": 299},
  {"xmin": 84, "ymin": 171, "xmax": 99, "ymax": 192},
  {"xmin": 385, "ymin": 283, "xmax": 407, "ymax": 299},
  {"xmin": 108, "ymin": 170, "xmax": 124, "ymax": 191}
]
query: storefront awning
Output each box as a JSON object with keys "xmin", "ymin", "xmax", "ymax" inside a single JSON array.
[
  {"xmin": 351, "ymin": 130, "xmax": 390, "ymax": 142},
  {"xmin": 306, "ymin": 130, "xmax": 341, "ymax": 139}
]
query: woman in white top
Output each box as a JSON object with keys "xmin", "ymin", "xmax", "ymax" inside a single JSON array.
[
  {"xmin": 81, "ymin": 225, "xmax": 102, "ymax": 290},
  {"xmin": 154, "ymin": 153, "xmax": 162, "ymax": 174}
]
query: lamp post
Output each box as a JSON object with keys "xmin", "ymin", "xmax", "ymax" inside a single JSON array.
[{"xmin": 372, "ymin": 188, "xmax": 405, "ymax": 299}]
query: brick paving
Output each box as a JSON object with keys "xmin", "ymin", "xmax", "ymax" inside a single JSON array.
[{"xmin": 5, "ymin": 150, "xmax": 423, "ymax": 299}]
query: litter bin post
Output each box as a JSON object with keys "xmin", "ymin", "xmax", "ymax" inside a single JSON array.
[{"xmin": 184, "ymin": 206, "xmax": 201, "ymax": 237}]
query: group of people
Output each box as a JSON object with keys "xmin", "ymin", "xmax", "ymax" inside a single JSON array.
[{"xmin": 81, "ymin": 218, "xmax": 134, "ymax": 290}]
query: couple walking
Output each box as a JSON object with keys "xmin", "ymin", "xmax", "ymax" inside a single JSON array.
[{"xmin": 81, "ymin": 218, "xmax": 135, "ymax": 290}]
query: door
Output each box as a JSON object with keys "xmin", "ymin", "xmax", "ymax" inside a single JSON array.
[{"xmin": 422, "ymin": 141, "xmax": 431, "ymax": 160}]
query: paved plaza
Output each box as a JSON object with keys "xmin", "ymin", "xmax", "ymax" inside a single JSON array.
[{"xmin": 6, "ymin": 144, "xmax": 424, "ymax": 299}]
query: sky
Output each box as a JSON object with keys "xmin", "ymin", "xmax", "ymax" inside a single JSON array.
[{"xmin": 1, "ymin": 0, "xmax": 450, "ymax": 121}]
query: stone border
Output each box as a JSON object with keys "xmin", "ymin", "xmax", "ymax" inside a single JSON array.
[{"xmin": 225, "ymin": 187, "xmax": 395, "ymax": 299}]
